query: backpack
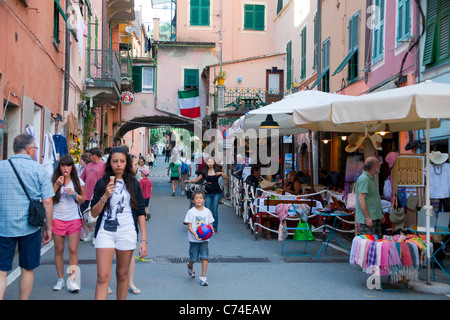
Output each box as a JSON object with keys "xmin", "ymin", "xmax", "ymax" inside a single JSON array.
[{"xmin": 180, "ymin": 159, "xmax": 189, "ymax": 174}]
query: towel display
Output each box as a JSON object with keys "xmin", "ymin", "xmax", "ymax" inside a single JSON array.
[{"xmin": 349, "ymin": 234, "xmax": 427, "ymax": 283}]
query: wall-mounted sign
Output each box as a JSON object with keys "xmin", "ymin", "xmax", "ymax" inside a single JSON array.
[{"xmin": 121, "ymin": 91, "xmax": 134, "ymax": 105}]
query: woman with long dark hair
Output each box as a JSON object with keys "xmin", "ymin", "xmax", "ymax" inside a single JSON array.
[
  {"xmin": 51, "ymin": 155, "xmax": 85, "ymax": 292},
  {"xmin": 90, "ymin": 147, "xmax": 148, "ymax": 300},
  {"xmin": 185, "ymin": 157, "xmax": 227, "ymax": 232}
]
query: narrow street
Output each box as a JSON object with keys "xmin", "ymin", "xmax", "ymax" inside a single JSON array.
[{"xmin": 3, "ymin": 155, "xmax": 449, "ymax": 301}]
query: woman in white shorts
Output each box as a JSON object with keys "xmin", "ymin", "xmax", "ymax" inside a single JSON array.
[{"xmin": 90, "ymin": 147, "xmax": 148, "ymax": 300}]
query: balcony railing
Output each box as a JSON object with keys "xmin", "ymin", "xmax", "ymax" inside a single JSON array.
[
  {"xmin": 215, "ymin": 87, "xmax": 286, "ymax": 112},
  {"xmin": 86, "ymin": 49, "xmax": 121, "ymax": 89}
]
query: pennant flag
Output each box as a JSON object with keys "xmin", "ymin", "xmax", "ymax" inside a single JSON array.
[{"xmin": 178, "ymin": 89, "xmax": 201, "ymax": 118}]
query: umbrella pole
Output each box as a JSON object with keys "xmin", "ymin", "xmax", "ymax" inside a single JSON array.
[
  {"xmin": 425, "ymin": 118, "xmax": 431, "ymax": 285},
  {"xmin": 309, "ymin": 130, "xmax": 315, "ymax": 192}
]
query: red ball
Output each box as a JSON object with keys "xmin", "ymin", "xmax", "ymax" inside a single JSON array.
[{"xmin": 196, "ymin": 224, "xmax": 213, "ymax": 240}]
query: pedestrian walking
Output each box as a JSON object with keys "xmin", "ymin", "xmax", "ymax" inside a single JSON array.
[
  {"xmin": 184, "ymin": 190, "xmax": 215, "ymax": 286},
  {"xmin": 168, "ymin": 156, "xmax": 181, "ymax": 196},
  {"xmin": 80, "ymin": 147, "xmax": 105, "ymax": 242},
  {"xmin": 165, "ymin": 144, "xmax": 172, "ymax": 163},
  {"xmin": 186, "ymin": 157, "xmax": 227, "ymax": 232},
  {"xmin": 140, "ymin": 168, "xmax": 153, "ymax": 221},
  {"xmin": 51, "ymin": 155, "xmax": 85, "ymax": 292},
  {"xmin": 135, "ymin": 157, "xmax": 148, "ymax": 182},
  {"xmin": 179, "ymin": 151, "xmax": 191, "ymax": 196},
  {"xmin": 90, "ymin": 147, "xmax": 148, "ymax": 300},
  {"xmin": 0, "ymin": 133, "xmax": 55, "ymax": 300}
]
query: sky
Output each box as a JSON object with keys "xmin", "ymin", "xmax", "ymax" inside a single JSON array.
[{"xmin": 134, "ymin": 0, "xmax": 173, "ymax": 29}]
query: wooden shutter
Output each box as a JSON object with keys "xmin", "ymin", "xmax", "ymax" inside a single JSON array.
[
  {"xmin": 286, "ymin": 41, "xmax": 292, "ymax": 89},
  {"xmin": 423, "ymin": 0, "xmax": 438, "ymax": 65},
  {"xmin": 301, "ymin": 27, "xmax": 307, "ymax": 80},
  {"xmin": 132, "ymin": 66, "xmax": 142, "ymax": 93}
]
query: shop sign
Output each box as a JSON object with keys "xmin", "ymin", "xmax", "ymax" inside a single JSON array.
[{"xmin": 121, "ymin": 91, "xmax": 134, "ymax": 105}]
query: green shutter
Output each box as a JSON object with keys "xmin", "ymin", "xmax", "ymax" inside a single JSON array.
[
  {"xmin": 190, "ymin": 0, "xmax": 210, "ymax": 26},
  {"xmin": 373, "ymin": 0, "xmax": 384, "ymax": 64},
  {"xmin": 244, "ymin": 4, "xmax": 265, "ymax": 31},
  {"xmin": 286, "ymin": 41, "xmax": 292, "ymax": 89},
  {"xmin": 184, "ymin": 69, "xmax": 199, "ymax": 89},
  {"xmin": 398, "ymin": 0, "xmax": 411, "ymax": 42},
  {"xmin": 132, "ymin": 66, "xmax": 142, "ymax": 93},
  {"xmin": 277, "ymin": 0, "xmax": 283, "ymax": 14},
  {"xmin": 437, "ymin": 10, "xmax": 450, "ymax": 61},
  {"xmin": 423, "ymin": 0, "xmax": 439, "ymax": 65},
  {"xmin": 301, "ymin": 27, "xmax": 307, "ymax": 80}
]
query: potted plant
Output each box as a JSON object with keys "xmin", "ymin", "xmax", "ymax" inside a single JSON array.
[{"xmin": 214, "ymin": 70, "xmax": 227, "ymax": 86}]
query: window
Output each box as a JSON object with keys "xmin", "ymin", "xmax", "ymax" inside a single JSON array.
[
  {"xmin": 277, "ymin": 0, "xmax": 283, "ymax": 15},
  {"xmin": 397, "ymin": 0, "xmax": 412, "ymax": 43},
  {"xmin": 301, "ymin": 27, "xmax": 307, "ymax": 80},
  {"xmin": 372, "ymin": 0, "xmax": 385, "ymax": 64},
  {"xmin": 244, "ymin": 4, "xmax": 265, "ymax": 31},
  {"xmin": 313, "ymin": 12, "xmax": 318, "ymax": 70},
  {"xmin": 423, "ymin": 0, "xmax": 450, "ymax": 67},
  {"xmin": 132, "ymin": 66, "xmax": 154, "ymax": 93},
  {"xmin": 286, "ymin": 41, "xmax": 292, "ymax": 89},
  {"xmin": 142, "ymin": 67, "xmax": 154, "ymax": 92},
  {"xmin": 348, "ymin": 12, "xmax": 360, "ymax": 83},
  {"xmin": 53, "ymin": 2, "xmax": 60, "ymax": 47},
  {"xmin": 322, "ymin": 38, "xmax": 331, "ymax": 92},
  {"xmin": 184, "ymin": 69, "xmax": 199, "ymax": 90},
  {"xmin": 190, "ymin": 0, "xmax": 210, "ymax": 26}
]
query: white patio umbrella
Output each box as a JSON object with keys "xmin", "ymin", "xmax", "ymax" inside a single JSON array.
[
  {"xmin": 293, "ymin": 80, "xmax": 450, "ymax": 284},
  {"xmin": 239, "ymin": 90, "xmax": 358, "ymax": 136}
]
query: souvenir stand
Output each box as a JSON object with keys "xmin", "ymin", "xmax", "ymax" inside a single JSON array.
[{"xmin": 349, "ymin": 234, "xmax": 427, "ymax": 291}]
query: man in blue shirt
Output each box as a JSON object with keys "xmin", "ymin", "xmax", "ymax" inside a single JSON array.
[{"xmin": 0, "ymin": 133, "xmax": 54, "ymax": 300}]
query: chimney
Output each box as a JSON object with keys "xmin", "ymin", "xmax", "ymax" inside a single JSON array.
[{"xmin": 153, "ymin": 18, "xmax": 160, "ymax": 41}]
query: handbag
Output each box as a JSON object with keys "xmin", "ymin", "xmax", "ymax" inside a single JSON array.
[
  {"xmin": 83, "ymin": 206, "xmax": 97, "ymax": 228},
  {"xmin": 8, "ymin": 159, "xmax": 45, "ymax": 227},
  {"xmin": 389, "ymin": 195, "xmax": 406, "ymax": 225},
  {"xmin": 346, "ymin": 184, "xmax": 357, "ymax": 210}
]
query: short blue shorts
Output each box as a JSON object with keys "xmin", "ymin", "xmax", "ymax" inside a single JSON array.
[
  {"xmin": 189, "ymin": 241, "xmax": 209, "ymax": 262},
  {"xmin": 0, "ymin": 230, "xmax": 42, "ymax": 271}
]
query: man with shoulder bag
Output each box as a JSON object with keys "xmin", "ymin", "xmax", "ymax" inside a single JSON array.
[{"xmin": 0, "ymin": 134, "xmax": 54, "ymax": 300}]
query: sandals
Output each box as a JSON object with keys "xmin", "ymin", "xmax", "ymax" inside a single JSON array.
[{"xmin": 128, "ymin": 287, "xmax": 141, "ymax": 295}]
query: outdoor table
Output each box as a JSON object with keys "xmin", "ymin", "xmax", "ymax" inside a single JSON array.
[{"xmin": 314, "ymin": 209, "xmax": 351, "ymax": 258}]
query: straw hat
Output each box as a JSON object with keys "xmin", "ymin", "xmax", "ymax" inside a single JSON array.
[
  {"xmin": 368, "ymin": 133, "xmax": 383, "ymax": 151},
  {"xmin": 429, "ymin": 151, "xmax": 449, "ymax": 165},
  {"xmin": 345, "ymin": 133, "xmax": 365, "ymax": 153}
]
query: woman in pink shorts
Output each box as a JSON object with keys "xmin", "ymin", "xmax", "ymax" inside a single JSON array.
[{"xmin": 51, "ymin": 155, "xmax": 85, "ymax": 292}]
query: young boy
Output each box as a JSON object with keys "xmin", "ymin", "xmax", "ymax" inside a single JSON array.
[
  {"xmin": 140, "ymin": 168, "xmax": 152, "ymax": 220},
  {"xmin": 184, "ymin": 190, "xmax": 215, "ymax": 286}
]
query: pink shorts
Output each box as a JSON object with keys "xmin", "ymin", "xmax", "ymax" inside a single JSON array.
[{"xmin": 52, "ymin": 219, "xmax": 82, "ymax": 236}]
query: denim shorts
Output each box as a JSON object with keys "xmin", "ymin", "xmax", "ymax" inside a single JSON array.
[
  {"xmin": 189, "ymin": 241, "xmax": 209, "ymax": 262},
  {"xmin": 0, "ymin": 230, "xmax": 42, "ymax": 272}
]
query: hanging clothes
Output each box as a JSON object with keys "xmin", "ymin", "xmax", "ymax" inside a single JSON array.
[
  {"xmin": 24, "ymin": 125, "xmax": 38, "ymax": 161},
  {"xmin": 425, "ymin": 163, "xmax": 450, "ymax": 199},
  {"xmin": 43, "ymin": 133, "xmax": 58, "ymax": 177},
  {"xmin": 53, "ymin": 134, "xmax": 68, "ymax": 157}
]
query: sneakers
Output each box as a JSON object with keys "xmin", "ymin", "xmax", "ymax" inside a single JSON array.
[
  {"xmin": 53, "ymin": 278, "xmax": 65, "ymax": 291},
  {"xmin": 199, "ymin": 276, "xmax": 208, "ymax": 286},
  {"xmin": 172, "ymin": 191, "xmax": 175, "ymax": 196},
  {"xmin": 67, "ymin": 279, "xmax": 80, "ymax": 293},
  {"xmin": 53, "ymin": 278, "xmax": 80, "ymax": 292},
  {"xmin": 187, "ymin": 263, "xmax": 195, "ymax": 277}
]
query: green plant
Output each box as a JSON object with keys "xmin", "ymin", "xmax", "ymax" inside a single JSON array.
[{"xmin": 213, "ymin": 70, "xmax": 227, "ymax": 84}]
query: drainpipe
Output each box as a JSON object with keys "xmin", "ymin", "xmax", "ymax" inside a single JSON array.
[{"xmin": 63, "ymin": 0, "xmax": 70, "ymax": 111}]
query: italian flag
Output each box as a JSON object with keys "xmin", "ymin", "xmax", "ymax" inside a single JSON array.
[{"xmin": 178, "ymin": 89, "xmax": 201, "ymax": 118}]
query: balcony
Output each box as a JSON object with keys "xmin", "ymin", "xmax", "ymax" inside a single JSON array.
[
  {"xmin": 119, "ymin": 48, "xmax": 133, "ymax": 91},
  {"xmin": 85, "ymin": 49, "xmax": 121, "ymax": 106},
  {"xmin": 214, "ymin": 87, "xmax": 286, "ymax": 113}
]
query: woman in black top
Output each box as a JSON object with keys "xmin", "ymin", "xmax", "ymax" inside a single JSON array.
[{"xmin": 186, "ymin": 157, "xmax": 228, "ymax": 231}]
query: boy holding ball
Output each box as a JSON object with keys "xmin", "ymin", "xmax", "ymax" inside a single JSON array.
[{"xmin": 184, "ymin": 190, "xmax": 215, "ymax": 286}]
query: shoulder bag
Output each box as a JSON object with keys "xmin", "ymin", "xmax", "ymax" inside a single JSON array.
[{"xmin": 8, "ymin": 159, "xmax": 46, "ymax": 227}]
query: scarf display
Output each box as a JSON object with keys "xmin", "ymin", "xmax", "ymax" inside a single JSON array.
[{"xmin": 349, "ymin": 234, "xmax": 427, "ymax": 283}]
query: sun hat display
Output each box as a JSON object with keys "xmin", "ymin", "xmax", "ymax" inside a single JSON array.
[
  {"xmin": 429, "ymin": 151, "xmax": 449, "ymax": 164},
  {"xmin": 368, "ymin": 134, "xmax": 383, "ymax": 151},
  {"xmin": 345, "ymin": 133, "xmax": 365, "ymax": 153}
]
